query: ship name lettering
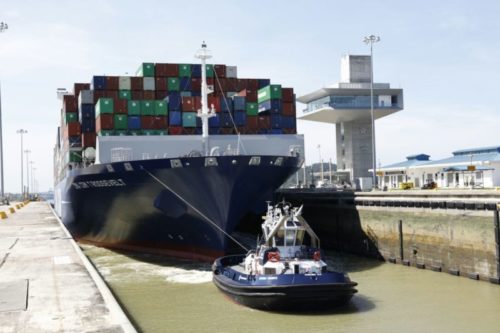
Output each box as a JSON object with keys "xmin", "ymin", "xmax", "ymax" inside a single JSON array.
[{"xmin": 72, "ymin": 179, "xmax": 126, "ymax": 189}]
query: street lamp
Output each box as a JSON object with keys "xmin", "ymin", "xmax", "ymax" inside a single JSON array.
[
  {"xmin": 24, "ymin": 149, "xmax": 31, "ymax": 195},
  {"xmin": 364, "ymin": 34, "xmax": 381, "ymax": 190},
  {"xmin": 0, "ymin": 22, "xmax": 8, "ymax": 198},
  {"xmin": 17, "ymin": 129, "xmax": 27, "ymax": 197}
]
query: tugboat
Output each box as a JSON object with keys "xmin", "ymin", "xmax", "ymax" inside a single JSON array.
[{"xmin": 212, "ymin": 201, "xmax": 357, "ymax": 311}]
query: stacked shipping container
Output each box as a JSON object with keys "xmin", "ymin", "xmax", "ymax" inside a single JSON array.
[{"xmin": 57, "ymin": 62, "xmax": 297, "ymax": 166}]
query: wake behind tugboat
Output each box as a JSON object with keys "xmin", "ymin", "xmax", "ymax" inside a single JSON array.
[{"xmin": 212, "ymin": 201, "xmax": 358, "ymax": 311}]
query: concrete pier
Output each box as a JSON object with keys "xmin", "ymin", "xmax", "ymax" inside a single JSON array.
[{"xmin": 0, "ymin": 201, "xmax": 136, "ymax": 332}]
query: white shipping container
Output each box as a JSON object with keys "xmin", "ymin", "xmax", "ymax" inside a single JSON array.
[
  {"xmin": 226, "ymin": 66, "xmax": 237, "ymax": 78},
  {"xmin": 78, "ymin": 90, "xmax": 94, "ymax": 105},
  {"xmin": 143, "ymin": 77, "xmax": 155, "ymax": 91},
  {"xmin": 119, "ymin": 76, "xmax": 131, "ymax": 90}
]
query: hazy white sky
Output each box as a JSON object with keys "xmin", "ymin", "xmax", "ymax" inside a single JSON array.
[{"xmin": 0, "ymin": 0, "xmax": 499, "ymax": 192}]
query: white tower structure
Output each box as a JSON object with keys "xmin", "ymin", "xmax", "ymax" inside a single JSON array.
[{"xmin": 297, "ymin": 55, "xmax": 404, "ymax": 187}]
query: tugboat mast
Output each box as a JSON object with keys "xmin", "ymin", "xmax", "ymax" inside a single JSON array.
[{"xmin": 195, "ymin": 42, "xmax": 216, "ymax": 156}]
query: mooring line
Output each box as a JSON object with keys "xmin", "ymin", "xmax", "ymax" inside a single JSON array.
[{"xmin": 142, "ymin": 167, "xmax": 249, "ymax": 252}]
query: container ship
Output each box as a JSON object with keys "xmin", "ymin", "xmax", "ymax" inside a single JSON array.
[{"xmin": 53, "ymin": 44, "xmax": 304, "ymax": 261}]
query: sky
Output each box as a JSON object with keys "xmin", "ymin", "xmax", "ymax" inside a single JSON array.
[{"xmin": 0, "ymin": 0, "xmax": 499, "ymax": 193}]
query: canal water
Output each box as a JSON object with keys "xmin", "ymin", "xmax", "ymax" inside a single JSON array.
[{"xmin": 82, "ymin": 245, "xmax": 500, "ymax": 333}]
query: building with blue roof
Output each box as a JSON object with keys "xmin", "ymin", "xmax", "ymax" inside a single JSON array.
[{"xmin": 377, "ymin": 146, "xmax": 500, "ymax": 189}]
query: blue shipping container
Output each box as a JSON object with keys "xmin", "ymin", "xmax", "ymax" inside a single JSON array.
[
  {"xmin": 191, "ymin": 64, "xmax": 201, "ymax": 78},
  {"xmin": 191, "ymin": 91, "xmax": 201, "ymax": 97},
  {"xmin": 209, "ymin": 114, "xmax": 220, "ymax": 128},
  {"xmin": 180, "ymin": 77, "xmax": 192, "ymax": 91},
  {"xmin": 168, "ymin": 92, "xmax": 181, "ymax": 111},
  {"xmin": 232, "ymin": 96, "xmax": 246, "ymax": 111},
  {"xmin": 79, "ymin": 104, "xmax": 95, "ymax": 119},
  {"xmin": 220, "ymin": 97, "xmax": 233, "ymax": 112},
  {"xmin": 81, "ymin": 118, "xmax": 96, "ymax": 133},
  {"xmin": 180, "ymin": 91, "xmax": 193, "ymax": 97},
  {"xmin": 209, "ymin": 128, "xmax": 220, "ymax": 135},
  {"xmin": 234, "ymin": 111, "xmax": 246, "ymax": 126},
  {"xmin": 259, "ymin": 99, "xmax": 282, "ymax": 114},
  {"xmin": 271, "ymin": 114, "xmax": 281, "ymax": 129},
  {"xmin": 169, "ymin": 111, "xmax": 182, "ymax": 126},
  {"xmin": 68, "ymin": 136, "xmax": 82, "ymax": 147},
  {"xmin": 128, "ymin": 116, "xmax": 141, "ymax": 130},
  {"xmin": 220, "ymin": 113, "xmax": 233, "ymax": 128},
  {"xmin": 92, "ymin": 76, "xmax": 106, "ymax": 90},
  {"xmin": 281, "ymin": 116, "xmax": 296, "ymax": 129},
  {"xmin": 270, "ymin": 129, "xmax": 283, "ymax": 135},
  {"xmin": 258, "ymin": 79, "xmax": 271, "ymax": 89}
]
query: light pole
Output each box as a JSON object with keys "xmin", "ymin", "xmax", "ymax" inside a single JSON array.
[
  {"xmin": 0, "ymin": 22, "xmax": 8, "ymax": 198},
  {"xmin": 364, "ymin": 34, "xmax": 381, "ymax": 190},
  {"xmin": 17, "ymin": 129, "xmax": 27, "ymax": 197},
  {"xmin": 32, "ymin": 167, "xmax": 36, "ymax": 194},
  {"xmin": 24, "ymin": 149, "xmax": 31, "ymax": 195},
  {"xmin": 30, "ymin": 161, "xmax": 35, "ymax": 195}
]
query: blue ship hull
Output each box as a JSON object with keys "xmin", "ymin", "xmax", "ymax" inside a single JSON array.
[{"xmin": 56, "ymin": 155, "xmax": 301, "ymax": 261}]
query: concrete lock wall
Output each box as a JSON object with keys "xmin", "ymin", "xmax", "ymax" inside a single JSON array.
[{"xmin": 354, "ymin": 207, "xmax": 496, "ymax": 278}]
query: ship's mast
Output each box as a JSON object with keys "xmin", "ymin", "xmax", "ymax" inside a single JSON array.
[{"xmin": 195, "ymin": 42, "xmax": 216, "ymax": 156}]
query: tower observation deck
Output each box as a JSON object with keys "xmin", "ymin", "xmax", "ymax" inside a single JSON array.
[{"xmin": 297, "ymin": 55, "xmax": 404, "ymax": 186}]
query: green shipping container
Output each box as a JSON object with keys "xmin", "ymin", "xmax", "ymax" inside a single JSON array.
[
  {"xmin": 119, "ymin": 90, "xmax": 132, "ymax": 100},
  {"xmin": 114, "ymin": 114, "xmax": 128, "ymax": 130},
  {"xmin": 96, "ymin": 98, "xmax": 114, "ymax": 116},
  {"xmin": 179, "ymin": 64, "xmax": 191, "ymax": 77},
  {"xmin": 154, "ymin": 101, "xmax": 168, "ymax": 116},
  {"xmin": 128, "ymin": 100, "xmax": 141, "ymax": 116},
  {"xmin": 128, "ymin": 130, "xmax": 142, "ymax": 136},
  {"xmin": 97, "ymin": 130, "xmax": 115, "ymax": 136},
  {"xmin": 141, "ymin": 100, "xmax": 155, "ymax": 116},
  {"xmin": 205, "ymin": 64, "xmax": 214, "ymax": 78},
  {"xmin": 167, "ymin": 77, "xmax": 180, "ymax": 91},
  {"xmin": 65, "ymin": 112, "xmax": 78, "ymax": 123},
  {"xmin": 115, "ymin": 130, "xmax": 128, "ymax": 136},
  {"xmin": 142, "ymin": 130, "xmax": 156, "ymax": 136},
  {"xmin": 246, "ymin": 102, "xmax": 259, "ymax": 116},
  {"xmin": 155, "ymin": 130, "xmax": 168, "ymax": 135},
  {"xmin": 68, "ymin": 150, "xmax": 82, "ymax": 163},
  {"xmin": 182, "ymin": 112, "xmax": 197, "ymax": 127},
  {"xmin": 136, "ymin": 62, "xmax": 155, "ymax": 77},
  {"xmin": 257, "ymin": 85, "xmax": 282, "ymax": 103}
]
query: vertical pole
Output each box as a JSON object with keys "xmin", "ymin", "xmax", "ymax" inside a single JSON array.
[
  {"xmin": 0, "ymin": 84, "xmax": 4, "ymax": 198},
  {"xmin": 494, "ymin": 207, "xmax": 500, "ymax": 278},
  {"xmin": 20, "ymin": 133, "xmax": 23, "ymax": 197},
  {"xmin": 370, "ymin": 42, "xmax": 377, "ymax": 189},
  {"xmin": 399, "ymin": 219, "xmax": 404, "ymax": 261}
]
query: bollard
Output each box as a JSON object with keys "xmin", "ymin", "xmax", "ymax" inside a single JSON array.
[
  {"xmin": 0, "ymin": 211, "xmax": 7, "ymax": 219},
  {"xmin": 9, "ymin": 207, "xmax": 15, "ymax": 214},
  {"xmin": 398, "ymin": 219, "xmax": 404, "ymax": 261}
]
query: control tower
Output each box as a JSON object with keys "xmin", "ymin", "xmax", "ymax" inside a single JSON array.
[{"xmin": 297, "ymin": 55, "xmax": 404, "ymax": 185}]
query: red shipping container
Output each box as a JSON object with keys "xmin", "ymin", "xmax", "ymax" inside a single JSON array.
[
  {"xmin": 182, "ymin": 128, "xmax": 196, "ymax": 135},
  {"xmin": 247, "ymin": 116, "xmax": 258, "ymax": 129},
  {"xmin": 131, "ymin": 91, "xmax": 143, "ymax": 100},
  {"xmin": 238, "ymin": 89, "xmax": 257, "ymax": 103},
  {"xmin": 182, "ymin": 97, "xmax": 195, "ymax": 112},
  {"xmin": 155, "ymin": 63, "xmax": 168, "ymax": 77},
  {"xmin": 258, "ymin": 115, "xmax": 271, "ymax": 129},
  {"xmin": 130, "ymin": 77, "xmax": 143, "ymax": 91},
  {"xmin": 226, "ymin": 78, "xmax": 238, "ymax": 92},
  {"xmin": 64, "ymin": 122, "xmax": 81, "ymax": 137},
  {"xmin": 141, "ymin": 116, "xmax": 155, "ymax": 129},
  {"xmin": 282, "ymin": 102, "xmax": 296, "ymax": 116},
  {"xmin": 220, "ymin": 128, "xmax": 234, "ymax": 135},
  {"xmin": 74, "ymin": 83, "xmax": 90, "ymax": 98},
  {"xmin": 191, "ymin": 78, "xmax": 201, "ymax": 91},
  {"xmin": 115, "ymin": 99, "xmax": 128, "ymax": 114},
  {"xmin": 96, "ymin": 114, "xmax": 114, "ymax": 132},
  {"xmin": 106, "ymin": 76, "xmax": 119, "ymax": 90},
  {"xmin": 206, "ymin": 77, "xmax": 214, "ymax": 86},
  {"xmin": 237, "ymin": 79, "xmax": 247, "ymax": 91},
  {"xmin": 208, "ymin": 96, "xmax": 221, "ymax": 113},
  {"xmin": 155, "ymin": 77, "xmax": 167, "ymax": 91},
  {"xmin": 105, "ymin": 90, "xmax": 119, "ymax": 100},
  {"xmin": 156, "ymin": 90, "xmax": 168, "ymax": 100},
  {"xmin": 143, "ymin": 91, "xmax": 156, "ymax": 100},
  {"xmin": 193, "ymin": 96, "xmax": 201, "ymax": 111},
  {"xmin": 81, "ymin": 132, "xmax": 96, "ymax": 148},
  {"xmin": 246, "ymin": 79, "xmax": 259, "ymax": 90},
  {"xmin": 282, "ymin": 88, "xmax": 294, "ymax": 102},
  {"xmin": 165, "ymin": 64, "xmax": 179, "ymax": 77},
  {"xmin": 153, "ymin": 116, "xmax": 168, "ymax": 129},
  {"xmin": 169, "ymin": 126, "xmax": 183, "ymax": 135},
  {"xmin": 214, "ymin": 78, "xmax": 226, "ymax": 93},
  {"xmin": 93, "ymin": 90, "xmax": 106, "ymax": 104},
  {"xmin": 63, "ymin": 95, "xmax": 77, "ymax": 113},
  {"xmin": 214, "ymin": 64, "xmax": 226, "ymax": 78}
]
